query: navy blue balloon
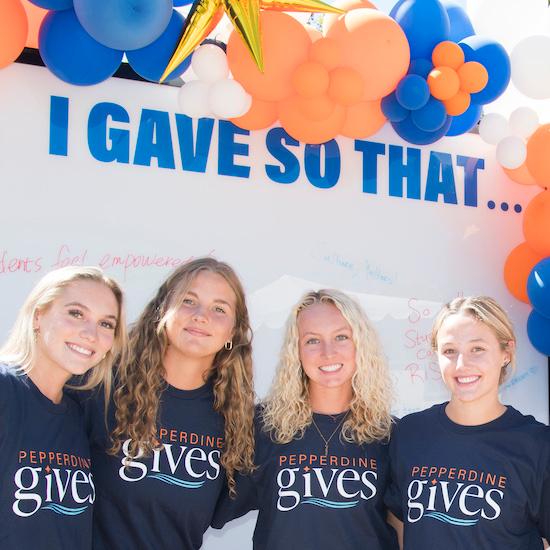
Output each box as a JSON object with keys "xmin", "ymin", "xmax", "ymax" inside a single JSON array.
[
  {"xmin": 39, "ymin": 9, "xmax": 123, "ymax": 86},
  {"xmin": 173, "ymin": 0, "xmax": 194, "ymax": 5},
  {"xmin": 527, "ymin": 309, "xmax": 550, "ymax": 356},
  {"xmin": 392, "ymin": 112, "xmax": 451, "ymax": 145},
  {"xmin": 527, "ymin": 258, "xmax": 550, "ymax": 319},
  {"xmin": 73, "ymin": 0, "xmax": 172, "ymax": 51},
  {"xmin": 126, "ymin": 10, "xmax": 190, "ymax": 82},
  {"xmin": 381, "ymin": 93, "xmax": 409, "ymax": 123},
  {"xmin": 408, "ymin": 58, "xmax": 433, "ymax": 79},
  {"xmin": 411, "ymin": 97, "xmax": 447, "ymax": 132},
  {"xmin": 459, "ymin": 36, "xmax": 510, "ymax": 105},
  {"xmin": 395, "ymin": 74, "xmax": 430, "ymax": 111},
  {"xmin": 441, "ymin": 0, "xmax": 475, "ymax": 42},
  {"xmin": 446, "ymin": 102, "xmax": 482, "ymax": 136},
  {"xmin": 28, "ymin": 0, "xmax": 73, "ymax": 9},
  {"xmin": 390, "ymin": 0, "xmax": 450, "ymax": 60}
]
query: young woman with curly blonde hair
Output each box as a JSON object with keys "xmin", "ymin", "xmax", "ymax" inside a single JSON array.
[
  {"xmin": 213, "ymin": 289, "xmax": 399, "ymax": 549},
  {"xmin": 80, "ymin": 257, "xmax": 255, "ymax": 550}
]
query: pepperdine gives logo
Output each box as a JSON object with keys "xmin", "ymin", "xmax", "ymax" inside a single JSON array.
[
  {"xmin": 13, "ymin": 449, "xmax": 94, "ymax": 518},
  {"xmin": 276, "ymin": 454, "xmax": 378, "ymax": 512},
  {"xmin": 118, "ymin": 427, "xmax": 223, "ymax": 489},
  {"xmin": 406, "ymin": 466, "xmax": 507, "ymax": 526}
]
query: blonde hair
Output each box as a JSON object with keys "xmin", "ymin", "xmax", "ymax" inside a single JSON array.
[
  {"xmin": 431, "ymin": 296, "xmax": 516, "ymax": 384},
  {"xmin": 0, "ymin": 266, "xmax": 126, "ymax": 398},
  {"xmin": 110, "ymin": 257, "xmax": 255, "ymax": 495},
  {"xmin": 262, "ymin": 289, "xmax": 393, "ymax": 445}
]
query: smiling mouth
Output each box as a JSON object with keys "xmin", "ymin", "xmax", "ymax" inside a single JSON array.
[
  {"xmin": 456, "ymin": 375, "xmax": 480, "ymax": 385},
  {"xmin": 66, "ymin": 343, "xmax": 94, "ymax": 357},
  {"xmin": 185, "ymin": 328, "xmax": 210, "ymax": 337},
  {"xmin": 319, "ymin": 363, "xmax": 343, "ymax": 373}
]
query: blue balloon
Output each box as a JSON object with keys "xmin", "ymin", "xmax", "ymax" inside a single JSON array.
[
  {"xmin": 411, "ymin": 97, "xmax": 447, "ymax": 132},
  {"xmin": 126, "ymin": 10, "xmax": 190, "ymax": 82},
  {"xmin": 73, "ymin": 0, "xmax": 172, "ymax": 51},
  {"xmin": 381, "ymin": 93, "xmax": 409, "ymax": 123},
  {"xmin": 173, "ymin": 0, "xmax": 194, "ymax": 5},
  {"xmin": 28, "ymin": 0, "xmax": 73, "ymax": 9},
  {"xmin": 441, "ymin": 0, "xmax": 475, "ymax": 42},
  {"xmin": 459, "ymin": 36, "xmax": 510, "ymax": 105},
  {"xmin": 39, "ymin": 9, "xmax": 123, "ymax": 86},
  {"xmin": 391, "ymin": 0, "xmax": 450, "ymax": 59},
  {"xmin": 527, "ymin": 258, "xmax": 550, "ymax": 319},
  {"xmin": 446, "ymin": 102, "xmax": 482, "ymax": 136},
  {"xmin": 392, "ymin": 112, "xmax": 452, "ymax": 145},
  {"xmin": 527, "ymin": 309, "xmax": 550, "ymax": 356},
  {"xmin": 408, "ymin": 58, "xmax": 433, "ymax": 79},
  {"xmin": 395, "ymin": 74, "xmax": 430, "ymax": 111}
]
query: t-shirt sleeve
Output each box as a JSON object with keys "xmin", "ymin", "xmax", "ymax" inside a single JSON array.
[
  {"xmin": 210, "ymin": 470, "xmax": 259, "ymax": 528},
  {"xmin": 384, "ymin": 420, "xmax": 404, "ymax": 521},
  {"xmin": 536, "ymin": 432, "xmax": 550, "ymax": 540}
]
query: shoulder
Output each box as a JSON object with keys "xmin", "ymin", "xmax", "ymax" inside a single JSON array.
[
  {"xmin": 393, "ymin": 403, "xmax": 444, "ymax": 434},
  {"xmin": 503, "ymin": 406, "xmax": 550, "ymax": 447},
  {"xmin": 0, "ymin": 363, "xmax": 28, "ymax": 399}
]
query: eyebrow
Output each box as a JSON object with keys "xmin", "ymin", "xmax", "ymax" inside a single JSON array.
[
  {"xmin": 301, "ymin": 326, "xmax": 352, "ymax": 336},
  {"xmin": 64, "ymin": 302, "xmax": 118, "ymax": 320},
  {"xmin": 440, "ymin": 337, "xmax": 487, "ymax": 346},
  {"xmin": 185, "ymin": 291, "xmax": 234, "ymax": 308}
]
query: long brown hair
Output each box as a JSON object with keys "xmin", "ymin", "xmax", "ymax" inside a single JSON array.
[{"xmin": 110, "ymin": 258, "xmax": 255, "ymax": 494}]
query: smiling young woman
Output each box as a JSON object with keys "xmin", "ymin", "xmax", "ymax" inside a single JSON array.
[
  {"xmin": 0, "ymin": 266, "xmax": 126, "ymax": 549},
  {"xmin": 213, "ymin": 289, "xmax": 399, "ymax": 550},
  {"xmin": 78, "ymin": 257, "xmax": 255, "ymax": 550},
  {"xmin": 386, "ymin": 296, "xmax": 550, "ymax": 550}
]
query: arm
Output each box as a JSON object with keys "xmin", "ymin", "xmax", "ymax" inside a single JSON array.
[{"xmin": 387, "ymin": 510, "xmax": 403, "ymax": 550}]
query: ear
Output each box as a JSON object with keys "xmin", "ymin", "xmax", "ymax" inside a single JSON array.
[
  {"xmin": 33, "ymin": 309, "xmax": 42, "ymax": 331},
  {"xmin": 503, "ymin": 339, "xmax": 515, "ymax": 365}
]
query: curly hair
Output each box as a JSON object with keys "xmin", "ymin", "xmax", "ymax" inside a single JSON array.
[
  {"xmin": 109, "ymin": 257, "xmax": 255, "ymax": 495},
  {"xmin": 262, "ymin": 289, "xmax": 393, "ymax": 445}
]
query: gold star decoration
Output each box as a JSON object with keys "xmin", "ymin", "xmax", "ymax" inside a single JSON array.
[{"xmin": 160, "ymin": 0, "xmax": 344, "ymax": 82}]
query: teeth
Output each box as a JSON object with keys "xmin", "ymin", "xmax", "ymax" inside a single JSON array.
[
  {"xmin": 319, "ymin": 364, "xmax": 343, "ymax": 373},
  {"xmin": 457, "ymin": 376, "xmax": 479, "ymax": 384},
  {"xmin": 67, "ymin": 343, "xmax": 93, "ymax": 357}
]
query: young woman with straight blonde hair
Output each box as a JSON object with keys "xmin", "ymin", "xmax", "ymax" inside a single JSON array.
[
  {"xmin": 386, "ymin": 296, "xmax": 550, "ymax": 550},
  {"xmin": 213, "ymin": 289, "xmax": 399, "ymax": 549},
  {"xmin": 80, "ymin": 257, "xmax": 255, "ymax": 550},
  {"xmin": 0, "ymin": 266, "xmax": 126, "ymax": 549}
]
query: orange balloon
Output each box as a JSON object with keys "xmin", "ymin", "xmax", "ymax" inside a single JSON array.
[
  {"xmin": 325, "ymin": 8, "xmax": 409, "ymax": 100},
  {"xmin": 231, "ymin": 97, "xmax": 278, "ymax": 130},
  {"xmin": 309, "ymin": 37, "xmax": 342, "ymax": 70},
  {"xmin": 432, "ymin": 41, "xmax": 465, "ymax": 70},
  {"xmin": 306, "ymin": 27, "xmax": 322, "ymax": 43},
  {"xmin": 227, "ymin": 11, "xmax": 311, "ymax": 102},
  {"xmin": 503, "ymin": 242, "xmax": 545, "ymax": 303},
  {"xmin": 523, "ymin": 190, "xmax": 550, "ymax": 256},
  {"xmin": 292, "ymin": 61, "xmax": 329, "ymax": 98},
  {"xmin": 298, "ymin": 95, "xmax": 336, "ymax": 121},
  {"xmin": 428, "ymin": 66, "xmax": 460, "ymax": 100},
  {"xmin": 503, "ymin": 163, "xmax": 538, "ymax": 186},
  {"xmin": 278, "ymin": 94, "xmax": 345, "ymax": 144},
  {"xmin": 340, "ymin": 99, "xmax": 386, "ymax": 139},
  {"xmin": 526, "ymin": 124, "xmax": 550, "ymax": 188},
  {"xmin": 328, "ymin": 66, "xmax": 364, "ymax": 105},
  {"xmin": 0, "ymin": 0, "xmax": 28, "ymax": 69},
  {"xmin": 22, "ymin": 0, "xmax": 46, "ymax": 49},
  {"xmin": 323, "ymin": 0, "xmax": 376, "ymax": 35},
  {"xmin": 443, "ymin": 90, "xmax": 470, "ymax": 116},
  {"xmin": 458, "ymin": 61, "xmax": 488, "ymax": 93}
]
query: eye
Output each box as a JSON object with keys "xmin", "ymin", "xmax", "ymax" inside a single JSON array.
[
  {"xmin": 472, "ymin": 346, "xmax": 485, "ymax": 353},
  {"xmin": 442, "ymin": 348, "xmax": 456, "ymax": 356},
  {"xmin": 214, "ymin": 305, "xmax": 226, "ymax": 314},
  {"xmin": 305, "ymin": 337, "xmax": 320, "ymax": 345},
  {"xmin": 100, "ymin": 320, "xmax": 116, "ymax": 331},
  {"xmin": 182, "ymin": 298, "xmax": 195, "ymax": 306},
  {"xmin": 68, "ymin": 309, "xmax": 84, "ymax": 319},
  {"xmin": 335, "ymin": 334, "xmax": 349, "ymax": 341}
]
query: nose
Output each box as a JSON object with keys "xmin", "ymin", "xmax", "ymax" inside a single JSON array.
[
  {"xmin": 80, "ymin": 321, "xmax": 98, "ymax": 342},
  {"xmin": 320, "ymin": 341, "xmax": 336, "ymax": 358},
  {"xmin": 192, "ymin": 305, "xmax": 208, "ymax": 323},
  {"xmin": 455, "ymin": 353, "xmax": 466, "ymax": 369}
]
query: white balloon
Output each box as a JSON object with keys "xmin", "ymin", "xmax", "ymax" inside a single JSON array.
[
  {"xmin": 478, "ymin": 113, "xmax": 509, "ymax": 145},
  {"xmin": 178, "ymin": 80, "xmax": 212, "ymax": 119},
  {"xmin": 509, "ymin": 106, "xmax": 540, "ymax": 138},
  {"xmin": 209, "ymin": 79, "xmax": 252, "ymax": 119},
  {"xmin": 192, "ymin": 44, "xmax": 229, "ymax": 83},
  {"xmin": 496, "ymin": 136, "xmax": 527, "ymax": 169},
  {"xmin": 511, "ymin": 35, "xmax": 550, "ymax": 100}
]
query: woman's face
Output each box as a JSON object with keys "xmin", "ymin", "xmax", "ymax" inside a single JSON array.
[
  {"xmin": 436, "ymin": 313, "xmax": 510, "ymax": 406},
  {"xmin": 297, "ymin": 302, "xmax": 357, "ymax": 395},
  {"xmin": 33, "ymin": 280, "xmax": 119, "ymax": 381},
  {"xmin": 165, "ymin": 271, "xmax": 236, "ymax": 364}
]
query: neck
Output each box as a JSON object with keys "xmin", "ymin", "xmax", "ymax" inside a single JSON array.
[
  {"xmin": 309, "ymin": 384, "xmax": 352, "ymax": 415},
  {"xmin": 445, "ymin": 396, "xmax": 506, "ymax": 426},
  {"xmin": 28, "ymin": 365, "xmax": 68, "ymax": 404},
  {"xmin": 163, "ymin": 347, "xmax": 213, "ymax": 390}
]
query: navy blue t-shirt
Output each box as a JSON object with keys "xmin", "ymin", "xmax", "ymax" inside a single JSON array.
[
  {"xmin": 0, "ymin": 365, "xmax": 93, "ymax": 549},
  {"xmin": 80, "ymin": 381, "xmax": 226, "ymax": 550},
  {"xmin": 385, "ymin": 403, "xmax": 550, "ymax": 549},
  {"xmin": 213, "ymin": 411, "xmax": 398, "ymax": 550}
]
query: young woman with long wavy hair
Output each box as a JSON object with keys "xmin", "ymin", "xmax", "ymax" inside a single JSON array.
[
  {"xmin": 0, "ymin": 266, "xmax": 126, "ymax": 549},
  {"xmin": 213, "ymin": 289, "xmax": 399, "ymax": 549},
  {"xmin": 81, "ymin": 257, "xmax": 255, "ymax": 550}
]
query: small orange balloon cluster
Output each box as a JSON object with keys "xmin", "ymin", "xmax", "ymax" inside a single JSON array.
[
  {"xmin": 227, "ymin": 6, "xmax": 410, "ymax": 144},
  {"xmin": 426, "ymin": 41, "xmax": 488, "ymax": 117}
]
